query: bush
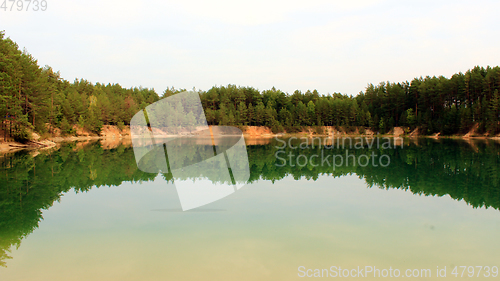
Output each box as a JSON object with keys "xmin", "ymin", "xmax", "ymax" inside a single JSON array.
[
  {"xmin": 60, "ymin": 117, "xmax": 74, "ymax": 136},
  {"xmin": 344, "ymin": 125, "xmax": 354, "ymax": 133},
  {"xmin": 314, "ymin": 126, "xmax": 324, "ymax": 135},
  {"xmin": 84, "ymin": 108, "xmax": 103, "ymax": 134},
  {"xmin": 78, "ymin": 115, "xmax": 85, "ymax": 128},
  {"xmin": 117, "ymin": 121, "xmax": 125, "ymax": 131},
  {"xmin": 86, "ymin": 123, "xmax": 102, "ymax": 134},
  {"xmin": 284, "ymin": 125, "xmax": 301, "ymax": 133},
  {"xmin": 34, "ymin": 121, "xmax": 47, "ymax": 135},
  {"xmin": 12, "ymin": 126, "xmax": 31, "ymax": 143},
  {"xmin": 270, "ymin": 121, "xmax": 284, "ymax": 133},
  {"xmin": 235, "ymin": 125, "xmax": 247, "ymax": 133}
]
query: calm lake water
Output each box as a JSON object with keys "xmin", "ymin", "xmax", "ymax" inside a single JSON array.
[{"xmin": 1, "ymin": 137, "xmax": 500, "ymax": 280}]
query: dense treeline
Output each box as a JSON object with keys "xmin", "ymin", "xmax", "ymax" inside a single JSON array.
[
  {"xmin": 2, "ymin": 31, "xmax": 500, "ymax": 139},
  {"xmin": 198, "ymin": 67, "xmax": 500, "ymax": 135},
  {"xmin": 360, "ymin": 68, "xmax": 500, "ymax": 135},
  {"xmin": 0, "ymin": 31, "xmax": 159, "ymax": 141}
]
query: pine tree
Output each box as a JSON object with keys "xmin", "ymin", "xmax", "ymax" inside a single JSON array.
[{"xmin": 236, "ymin": 101, "xmax": 248, "ymax": 125}]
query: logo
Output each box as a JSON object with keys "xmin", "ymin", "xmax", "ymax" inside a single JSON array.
[{"xmin": 130, "ymin": 91, "xmax": 250, "ymax": 211}]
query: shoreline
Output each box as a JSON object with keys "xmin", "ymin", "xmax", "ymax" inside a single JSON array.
[{"xmin": 1, "ymin": 125, "xmax": 499, "ymax": 154}]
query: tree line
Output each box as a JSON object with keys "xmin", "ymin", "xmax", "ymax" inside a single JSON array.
[
  {"xmin": 0, "ymin": 31, "xmax": 159, "ymax": 141},
  {"xmin": 198, "ymin": 67, "xmax": 500, "ymax": 135},
  {"xmin": 2, "ymin": 30, "xmax": 500, "ymax": 140}
]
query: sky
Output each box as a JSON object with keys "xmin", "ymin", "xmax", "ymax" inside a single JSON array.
[{"xmin": 1, "ymin": 0, "xmax": 500, "ymax": 96}]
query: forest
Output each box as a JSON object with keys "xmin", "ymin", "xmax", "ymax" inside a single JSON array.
[
  {"xmin": 2, "ymin": 30, "xmax": 500, "ymax": 141},
  {"xmin": 0, "ymin": 31, "xmax": 160, "ymax": 141}
]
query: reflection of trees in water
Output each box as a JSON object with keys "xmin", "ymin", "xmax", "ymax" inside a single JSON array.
[
  {"xmin": 247, "ymin": 138, "xmax": 500, "ymax": 210},
  {"xmin": 0, "ymin": 143, "xmax": 157, "ymax": 267},
  {"xmin": 0, "ymin": 138, "xmax": 499, "ymax": 267}
]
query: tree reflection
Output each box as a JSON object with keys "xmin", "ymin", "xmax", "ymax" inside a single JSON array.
[{"xmin": 0, "ymin": 138, "xmax": 499, "ymax": 266}]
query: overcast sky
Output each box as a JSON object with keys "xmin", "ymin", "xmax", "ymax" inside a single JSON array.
[{"xmin": 2, "ymin": 0, "xmax": 500, "ymax": 96}]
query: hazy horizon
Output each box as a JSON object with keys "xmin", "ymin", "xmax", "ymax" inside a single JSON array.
[{"xmin": 2, "ymin": 0, "xmax": 500, "ymax": 95}]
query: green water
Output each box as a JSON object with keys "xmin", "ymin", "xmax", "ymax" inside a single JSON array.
[{"xmin": 1, "ymin": 137, "xmax": 500, "ymax": 280}]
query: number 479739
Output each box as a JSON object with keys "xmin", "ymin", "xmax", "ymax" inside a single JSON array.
[
  {"xmin": 1, "ymin": 0, "xmax": 47, "ymax": 11},
  {"xmin": 451, "ymin": 266, "xmax": 499, "ymax": 278}
]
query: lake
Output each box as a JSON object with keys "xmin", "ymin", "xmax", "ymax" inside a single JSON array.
[{"xmin": 1, "ymin": 137, "xmax": 500, "ymax": 280}]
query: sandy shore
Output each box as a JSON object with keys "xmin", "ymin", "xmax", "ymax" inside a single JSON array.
[{"xmin": 1, "ymin": 125, "xmax": 499, "ymax": 154}]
